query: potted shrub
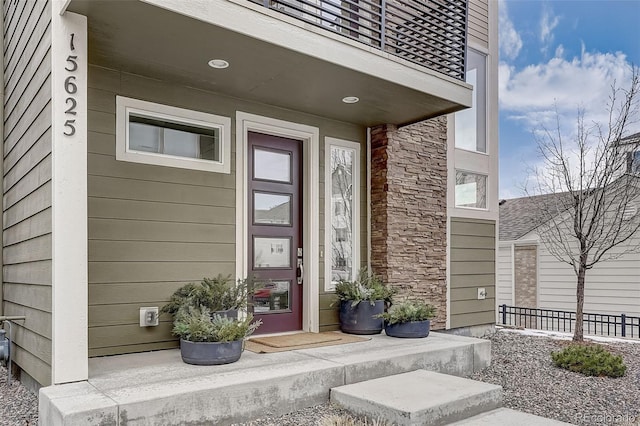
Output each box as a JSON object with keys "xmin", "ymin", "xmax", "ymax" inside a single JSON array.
[
  {"xmin": 334, "ymin": 268, "xmax": 395, "ymax": 335},
  {"xmin": 172, "ymin": 306, "xmax": 261, "ymax": 365},
  {"xmin": 379, "ymin": 299, "xmax": 436, "ymax": 338},
  {"xmin": 161, "ymin": 275, "xmax": 251, "ymax": 320}
]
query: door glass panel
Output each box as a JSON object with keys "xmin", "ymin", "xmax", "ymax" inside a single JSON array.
[
  {"xmin": 253, "ymin": 281, "xmax": 291, "ymax": 313},
  {"xmin": 254, "ymin": 148, "xmax": 291, "ymax": 182},
  {"xmin": 254, "ymin": 237, "xmax": 291, "ymax": 268},
  {"xmin": 254, "ymin": 192, "xmax": 291, "ymax": 225}
]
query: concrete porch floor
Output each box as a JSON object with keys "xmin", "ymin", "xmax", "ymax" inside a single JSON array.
[{"xmin": 39, "ymin": 332, "xmax": 491, "ymax": 425}]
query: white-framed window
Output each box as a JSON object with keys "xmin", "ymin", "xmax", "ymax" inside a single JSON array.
[
  {"xmin": 116, "ymin": 96, "xmax": 231, "ymax": 173},
  {"xmin": 324, "ymin": 137, "xmax": 360, "ymax": 291},
  {"xmin": 455, "ymin": 170, "xmax": 487, "ymax": 209},
  {"xmin": 630, "ymin": 150, "xmax": 640, "ymax": 175},
  {"xmin": 455, "ymin": 48, "xmax": 487, "ymax": 153}
]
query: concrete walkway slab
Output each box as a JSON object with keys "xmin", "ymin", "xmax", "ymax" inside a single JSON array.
[
  {"xmin": 330, "ymin": 370, "xmax": 502, "ymax": 426},
  {"xmin": 450, "ymin": 408, "xmax": 573, "ymax": 425},
  {"xmin": 40, "ymin": 332, "xmax": 491, "ymax": 425}
]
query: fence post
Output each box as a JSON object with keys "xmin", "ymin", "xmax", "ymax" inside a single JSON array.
[
  {"xmin": 501, "ymin": 304, "xmax": 506, "ymax": 325},
  {"xmin": 621, "ymin": 314, "xmax": 626, "ymax": 338}
]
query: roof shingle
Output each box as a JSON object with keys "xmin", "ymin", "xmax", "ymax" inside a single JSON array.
[{"xmin": 499, "ymin": 192, "xmax": 573, "ymax": 240}]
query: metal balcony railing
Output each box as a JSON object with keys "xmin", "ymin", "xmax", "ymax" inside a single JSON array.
[{"xmin": 251, "ymin": 0, "xmax": 468, "ymax": 80}]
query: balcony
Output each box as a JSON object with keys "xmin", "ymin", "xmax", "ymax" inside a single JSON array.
[
  {"xmin": 68, "ymin": 0, "xmax": 472, "ymax": 126},
  {"xmin": 251, "ymin": 0, "xmax": 468, "ymax": 81}
]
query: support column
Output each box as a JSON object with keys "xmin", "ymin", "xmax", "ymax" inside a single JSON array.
[
  {"xmin": 370, "ymin": 117, "xmax": 448, "ymax": 329},
  {"xmin": 51, "ymin": 8, "xmax": 88, "ymax": 384}
]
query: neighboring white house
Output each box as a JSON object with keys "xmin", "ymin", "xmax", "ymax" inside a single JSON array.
[{"xmin": 498, "ymin": 140, "xmax": 640, "ymax": 323}]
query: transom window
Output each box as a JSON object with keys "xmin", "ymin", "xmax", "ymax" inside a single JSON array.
[
  {"xmin": 129, "ymin": 115, "xmax": 220, "ymax": 161},
  {"xmin": 116, "ymin": 96, "xmax": 231, "ymax": 173}
]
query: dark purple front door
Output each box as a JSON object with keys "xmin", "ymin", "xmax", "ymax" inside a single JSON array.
[{"xmin": 248, "ymin": 132, "xmax": 303, "ymax": 333}]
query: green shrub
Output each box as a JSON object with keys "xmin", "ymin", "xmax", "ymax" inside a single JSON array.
[
  {"xmin": 161, "ymin": 275, "xmax": 251, "ymax": 316},
  {"xmin": 551, "ymin": 344, "xmax": 626, "ymax": 378},
  {"xmin": 377, "ymin": 300, "xmax": 436, "ymax": 325},
  {"xmin": 333, "ymin": 268, "xmax": 396, "ymax": 307},
  {"xmin": 172, "ymin": 306, "xmax": 261, "ymax": 343}
]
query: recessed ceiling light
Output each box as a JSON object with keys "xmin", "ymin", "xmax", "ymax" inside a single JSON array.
[
  {"xmin": 342, "ymin": 96, "xmax": 359, "ymax": 104},
  {"xmin": 208, "ymin": 59, "xmax": 230, "ymax": 69}
]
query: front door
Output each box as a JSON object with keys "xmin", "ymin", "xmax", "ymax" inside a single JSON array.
[{"xmin": 248, "ymin": 131, "xmax": 303, "ymax": 333}]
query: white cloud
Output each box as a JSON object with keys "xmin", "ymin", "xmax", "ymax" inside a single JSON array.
[
  {"xmin": 500, "ymin": 49, "xmax": 640, "ymax": 196},
  {"xmin": 498, "ymin": 0, "xmax": 522, "ymax": 60},
  {"xmin": 539, "ymin": 5, "xmax": 560, "ymax": 55},
  {"xmin": 499, "ymin": 49, "xmax": 636, "ymax": 132}
]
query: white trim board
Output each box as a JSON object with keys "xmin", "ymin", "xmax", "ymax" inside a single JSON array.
[
  {"xmin": 235, "ymin": 112, "xmax": 320, "ymax": 332},
  {"xmin": 51, "ymin": 9, "xmax": 88, "ymax": 384}
]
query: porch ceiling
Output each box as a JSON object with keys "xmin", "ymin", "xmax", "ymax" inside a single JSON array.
[{"xmin": 68, "ymin": 0, "xmax": 470, "ymax": 127}]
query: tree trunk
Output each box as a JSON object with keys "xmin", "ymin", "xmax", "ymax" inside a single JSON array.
[{"xmin": 574, "ymin": 263, "xmax": 586, "ymax": 342}]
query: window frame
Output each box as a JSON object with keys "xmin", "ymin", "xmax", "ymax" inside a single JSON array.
[
  {"xmin": 116, "ymin": 96, "xmax": 231, "ymax": 173},
  {"xmin": 454, "ymin": 169, "xmax": 488, "ymax": 210},
  {"xmin": 324, "ymin": 137, "xmax": 361, "ymax": 292},
  {"xmin": 631, "ymin": 150, "xmax": 640, "ymax": 174}
]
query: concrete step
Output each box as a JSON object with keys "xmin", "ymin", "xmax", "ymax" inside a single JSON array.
[
  {"xmin": 330, "ymin": 370, "xmax": 503, "ymax": 426},
  {"xmin": 450, "ymin": 408, "xmax": 573, "ymax": 425},
  {"xmin": 40, "ymin": 333, "xmax": 491, "ymax": 425}
]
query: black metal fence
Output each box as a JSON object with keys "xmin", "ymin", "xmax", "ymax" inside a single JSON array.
[
  {"xmin": 499, "ymin": 304, "xmax": 640, "ymax": 339},
  {"xmin": 250, "ymin": 0, "xmax": 468, "ymax": 80}
]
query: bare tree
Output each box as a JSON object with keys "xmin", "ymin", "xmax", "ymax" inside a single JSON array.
[{"xmin": 527, "ymin": 68, "xmax": 640, "ymax": 341}]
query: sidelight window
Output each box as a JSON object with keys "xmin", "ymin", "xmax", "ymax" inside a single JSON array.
[{"xmin": 324, "ymin": 138, "xmax": 360, "ymax": 291}]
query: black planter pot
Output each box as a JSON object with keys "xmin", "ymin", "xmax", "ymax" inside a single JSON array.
[
  {"xmin": 180, "ymin": 339, "xmax": 243, "ymax": 365},
  {"xmin": 384, "ymin": 319, "xmax": 431, "ymax": 338},
  {"xmin": 339, "ymin": 300, "xmax": 384, "ymax": 335}
]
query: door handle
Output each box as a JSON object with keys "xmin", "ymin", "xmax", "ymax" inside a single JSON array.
[{"xmin": 297, "ymin": 259, "xmax": 304, "ymax": 285}]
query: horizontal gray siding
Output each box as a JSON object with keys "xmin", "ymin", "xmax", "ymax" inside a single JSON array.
[
  {"xmin": 450, "ymin": 217, "xmax": 496, "ymax": 329},
  {"xmin": 468, "ymin": 0, "xmax": 489, "ymax": 49},
  {"xmin": 2, "ymin": 0, "xmax": 52, "ymax": 387},
  {"xmin": 537, "ymin": 239, "xmax": 640, "ymax": 317},
  {"xmin": 87, "ymin": 65, "xmax": 365, "ymax": 355},
  {"xmin": 87, "ymin": 67, "xmax": 237, "ymax": 356}
]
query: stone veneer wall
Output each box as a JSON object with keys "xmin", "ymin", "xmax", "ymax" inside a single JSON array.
[
  {"xmin": 514, "ymin": 245, "xmax": 538, "ymax": 328},
  {"xmin": 514, "ymin": 245, "xmax": 537, "ymax": 308},
  {"xmin": 370, "ymin": 118, "xmax": 448, "ymax": 329}
]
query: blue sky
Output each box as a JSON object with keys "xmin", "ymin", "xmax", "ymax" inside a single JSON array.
[{"xmin": 498, "ymin": 0, "xmax": 640, "ymax": 199}]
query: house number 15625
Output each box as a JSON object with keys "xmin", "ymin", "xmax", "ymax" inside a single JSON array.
[{"xmin": 63, "ymin": 33, "xmax": 77, "ymax": 136}]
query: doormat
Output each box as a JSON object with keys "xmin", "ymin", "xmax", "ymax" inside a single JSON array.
[{"xmin": 246, "ymin": 331, "xmax": 370, "ymax": 353}]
